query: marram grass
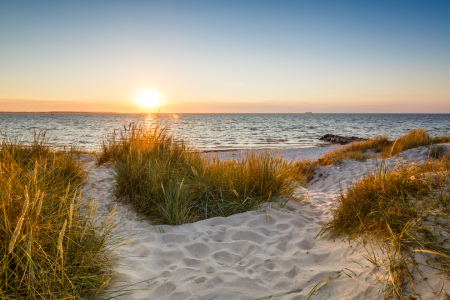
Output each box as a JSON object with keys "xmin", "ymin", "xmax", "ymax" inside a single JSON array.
[
  {"xmin": 324, "ymin": 161, "xmax": 439, "ymax": 236},
  {"xmin": 100, "ymin": 124, "xmax": 301, "ymax": 225},
  {"xmin": 324, "ymin": 157, "xmax": 450, "ymax": 299},
  {"xmin": 318, "ymin": 129, "xmax": 450, "ymax": 166},
  {"xmin": 0, "ymin": 133, "xmax": 119, "ymax": 299},
  {"xmin": 389, "ymin": 128, "xmax": 450, "ymax": 156}
]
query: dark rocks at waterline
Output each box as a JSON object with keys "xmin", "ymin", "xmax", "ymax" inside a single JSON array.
[{"xmin": 319, "ymin": 134, "xmax": 367, "ymax": 145}]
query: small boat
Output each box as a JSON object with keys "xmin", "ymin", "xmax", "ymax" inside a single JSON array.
[{"xmin": 305, "ymin": 112, "xmax": 312, "ymax": 114}]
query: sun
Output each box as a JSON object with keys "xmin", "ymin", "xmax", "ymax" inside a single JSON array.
[{"xmin": 136, "ymin": 89, "xmax": 162, "ymax": 108}]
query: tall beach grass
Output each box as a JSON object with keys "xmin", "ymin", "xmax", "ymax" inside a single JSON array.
[
  {"xmin": 0, "ymin": 133, "xmax": 118, "ymax": 299},
  {"xmin": 319, "ymin": 129, "xmax": 450, "ymax": 298},
  {"xmin": 323, "ymin": 156, "xmax": 450, "ymax": 298},
  {"xmin": 100, "ymin": 124, "xmax": 301, "ymax": 225},
  {"xmin": 318, "ymin": 129, "xmax": 450, "ymax": 166}
]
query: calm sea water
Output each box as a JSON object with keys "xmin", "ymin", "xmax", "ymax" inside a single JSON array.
[{"xmin": 0, "ymin": 113, "xmax": 449, "ymax": 151}]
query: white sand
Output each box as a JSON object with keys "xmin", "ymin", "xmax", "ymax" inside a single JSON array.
[
  {"xmin": 201, "ymin": 145, "xmax": 345, "ymax": 162},
  {"xmin": 78, "ymin": 144, "xmax": 449, "ymax": 299}
]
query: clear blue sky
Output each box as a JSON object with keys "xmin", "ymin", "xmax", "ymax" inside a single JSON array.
[{"xmin": 1, "ymin": 0, "xmax": 449, "ymax": 112}]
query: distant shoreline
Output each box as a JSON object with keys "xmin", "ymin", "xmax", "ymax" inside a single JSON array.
[
  {"xmin": 1, "ymin": 111, "xmax": 449, "ymax": 115},
  {"xmin": 0, "ymin": 111, "xmax": 121, "ymax": 114}
]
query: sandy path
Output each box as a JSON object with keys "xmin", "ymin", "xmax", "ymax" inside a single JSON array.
[{"xmin": 77, "ymin": 145, "xmax": 446, "ymax": 299}]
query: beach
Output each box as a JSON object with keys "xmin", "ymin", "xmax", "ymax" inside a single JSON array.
[
  {"xmin": 78, "ymin": 143, "xmax": 450, "ymax": 299},
  {"xmin": 2, "ymin": 0, "xmax": 449, "ymax": 297}
]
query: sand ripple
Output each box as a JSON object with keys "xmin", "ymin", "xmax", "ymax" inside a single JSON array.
[{"xmin": 77, "ymin": 145, "xmax": 444, "ymax": 299}]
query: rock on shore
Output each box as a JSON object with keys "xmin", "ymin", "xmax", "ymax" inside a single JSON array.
[{"xmin": 319, "ymin": 134, "xmax": 366, "ymax": 144}]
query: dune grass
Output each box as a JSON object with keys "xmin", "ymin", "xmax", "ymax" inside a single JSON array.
[
  {"xmin": 291, "ymin": 160, "xmax": 318, "ymax": 184},
  {"xmin": 318, "ymin": 129, "xmax": 450, "ymax": 298},
  {"xmin": 324, "ymin": 157, "xmax": 450, "ymax": 298},
  {"xmin": 0, "ymin": 133, "xmax": 118, "ymax": 299},
  {"xmin": 389, "ymin": 129, "xmax": 450, "ymax": 156},
  {"xmin": 429, "ymin": 144, "xmax": 450, "ymax": 160},
  {"xmin": 318, "ymin": 129, "xmax": 450, "ymax": 166},
  {"xmin": 100, "ymin": 124, "xmax": 300, "ymax": 225},
  {"xmin": 318, "ymin": 135, "xmax": 391, "ymax": 166}
]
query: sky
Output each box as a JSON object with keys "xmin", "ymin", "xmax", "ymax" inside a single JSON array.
[{"xmin": 0, "ymin": 0, "xmax": 449, "ymax": 113}]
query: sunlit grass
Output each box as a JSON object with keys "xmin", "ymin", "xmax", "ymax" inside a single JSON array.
[
  {"xmin": 318, "ymin": 129, "xmax": 450, "ymax": 166},
  {"xmin": 6, "ymin": 125, "xmax": 449, "ymax": 298},
  {"xmin": 319, "ymin": 129, "xmax": 450, "ymax": 298},
  {"xmin": 323, "ymin": 157, "xmax": 450, "ymax": 298},
  {"xmin": 318, "ymin": 135, "xmax": 391, "ymax": 166},
  {"xmin": 0, "ymin": 133, "xmax": 119, "ymax": 299},
  {"xmin": 389, "ymin": 128, "xmax": 450, "ymax": 156},
  {"xmin": 291, "ymin": 159, "xmax": 318, "ymax": 185},
  {"xmin": 100, "ymin": 124, "xmax": 303, "ymax": 225}
]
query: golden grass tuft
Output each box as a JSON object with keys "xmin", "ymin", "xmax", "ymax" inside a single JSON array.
[
  {"xmin": 100, "ymin": 124, "xmax": 302, "ymax": 225},
  {"xmin": 318, "ymin": 135, "xmax": 391, "ymax": 166},
  {"xmin": 318, "ymin": 129, "xmax": 450, "ymax": 166},
  {"xmin": 388, "ymin": 128, "xmax": 450, "ymax": 156},
  {"xmin": 0, "ymin": 133, "xmax": 119, "ymax": 299},
  {"xmin": 325, "ymin": 162, "xmax": 437, "ymax": 236},
  {"xmin": 292, "ymin": 159, "xmax": 318, "ymax": 184},
  {"xmin": 324, "ymin": 158, "xmax": 450, "ymax": 298},
  {"xmin": 317, "ymin": 129, "xmax": 450, "ymax": 298}
]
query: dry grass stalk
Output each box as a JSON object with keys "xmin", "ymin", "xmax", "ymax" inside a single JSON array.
[
  {"xmin": 1, "ymin": 132, "xmax": 121, "ymax": 299},
  {"xmin": 57, "ymin": 219, "xmax": 67, "ymax": 261},
  {"xmin": 8, "ymin": 188, "xmax": 30, "ymax": 254}
]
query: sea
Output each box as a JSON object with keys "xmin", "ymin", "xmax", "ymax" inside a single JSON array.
[{"xmin": 0, "ymin": 113, "xmax": 449, "ymax": 151}]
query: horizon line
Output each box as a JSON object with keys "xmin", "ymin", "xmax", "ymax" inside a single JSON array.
[{"xmin": 1, "ymin": 111, "xmax": 450, "ymax": 114}]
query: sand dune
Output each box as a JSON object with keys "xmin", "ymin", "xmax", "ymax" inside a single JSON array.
[{"xmin": 78, "ymin": 144, "xmax": 448, "ymax": 299}]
